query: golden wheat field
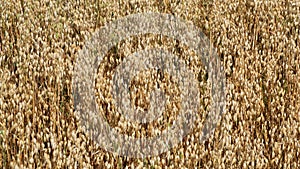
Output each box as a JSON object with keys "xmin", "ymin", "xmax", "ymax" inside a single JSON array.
[{"xmin": 0, "ymin": 0, "xmax": 300, "ymax": 168}]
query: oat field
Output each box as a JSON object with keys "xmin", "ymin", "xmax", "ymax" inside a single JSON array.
[{"xmin": 0, "ymin": 0, "xmax": 300, "ymax": 168}]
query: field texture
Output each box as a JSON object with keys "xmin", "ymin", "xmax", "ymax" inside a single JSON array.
[{"xmin": 0, "ymin": 0, "xmax": 300, "ymax": 168}]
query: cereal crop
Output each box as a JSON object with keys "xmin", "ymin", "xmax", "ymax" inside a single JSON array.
[{"xmin": 0, "ymin": 0, "xmax": 299, "ymax": 168}]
